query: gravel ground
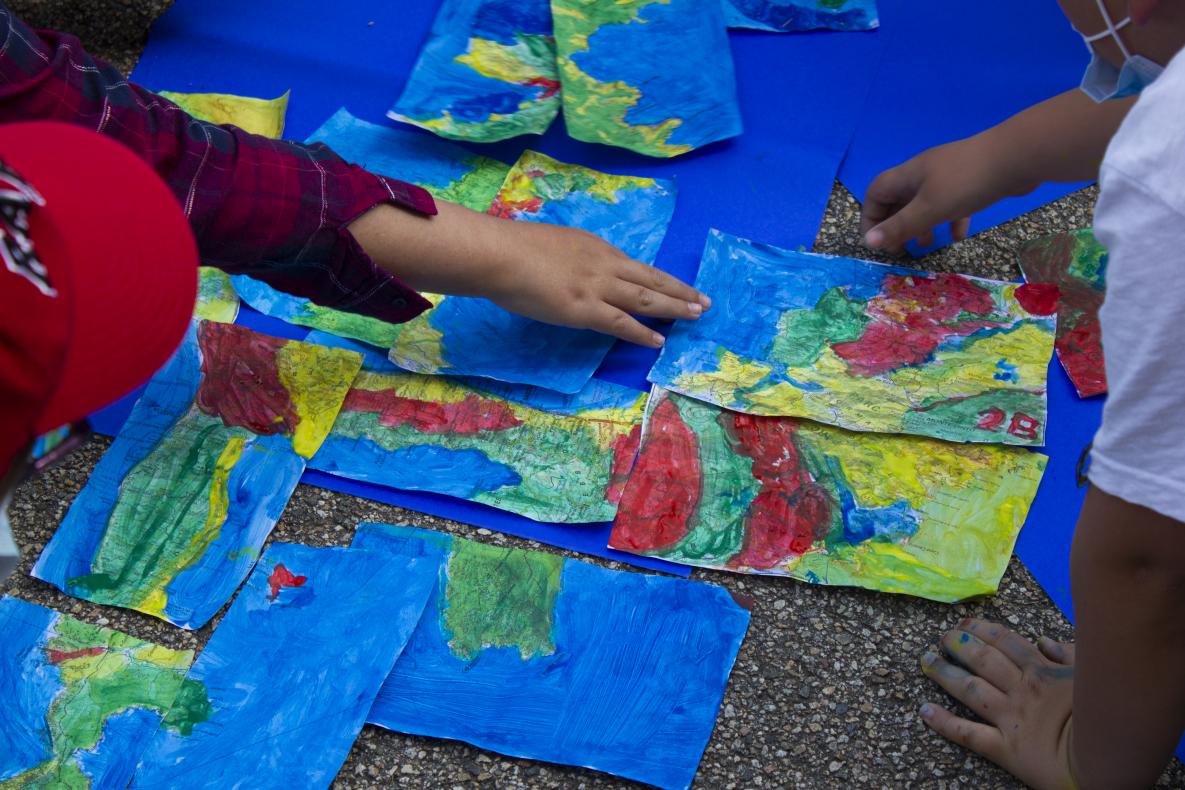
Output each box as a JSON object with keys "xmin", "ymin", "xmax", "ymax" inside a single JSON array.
[{"xmin": 4, "ymin": 1, "xmax": 1184, "ymax": 787}]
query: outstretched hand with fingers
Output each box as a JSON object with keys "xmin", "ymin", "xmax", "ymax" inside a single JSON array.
[
  {"xmin": 861, "ymin": 137, "xmax": 1038, "ymax": 254},
  {"xmin": 486, "ymin": 220, "xmax": 711, "ymax": 348},
  {"xmin": 919, "ymin": 618, "xmax": 1077, "ymax": 790}
]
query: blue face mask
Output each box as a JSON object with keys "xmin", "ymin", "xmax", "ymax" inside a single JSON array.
[{"xmin": 1079, "ymin": 0, "xmax": 1165, "ymax": 102}]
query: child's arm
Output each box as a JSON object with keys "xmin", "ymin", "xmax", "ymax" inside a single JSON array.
[
  {"xmin": 349, "ymin": 201, "xmax": 709, "ymax": 349},
  {"xmin": 1069, "ymin": 488, "xmax": 1185, "ymax": 789},
  {"xmin": 861, "ymin": 89, "xmax": 1136, "ymax": 252}
]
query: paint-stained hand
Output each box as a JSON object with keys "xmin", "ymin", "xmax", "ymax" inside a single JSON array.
[
  {"xmin": 487, "ymin": 220, "xmax": 710, "ymax": 349},
  {"xmin": 918, "ymin": 618, "xmax": 1077, "ymax": 790},
  {"xmin": 861, "ymin": 137, "xmax": 1038, "ymax": 254}
]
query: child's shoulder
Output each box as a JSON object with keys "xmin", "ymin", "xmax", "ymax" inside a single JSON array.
[{"xmin": 1102, "ymin": 49, "xmax": 1185, "ymax": 216}]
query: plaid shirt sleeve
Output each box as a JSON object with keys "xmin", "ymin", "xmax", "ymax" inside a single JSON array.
[{"xmin": 0, "ymin": 4, "xmax": 433, "ymax": 322}]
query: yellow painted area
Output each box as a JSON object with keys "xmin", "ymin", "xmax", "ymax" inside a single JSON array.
[
  {"xmin": 131, "ymin": 644, "xmax": 194, "ymax": 669},
  {"xmin": 502, "ymin": 150, "xmax": 659, "ymax": 204},
  {"xmin": 193, "ymin": 267, "xmax": 239, "ymax": 323},
  {"xmin": 275, "ymin": 342, "xmax": 363, "ymax": 458},
  {"xmin": 673, "ymin": 348, "xmax": 774, "ymax": 404},
  {"xmin": 159, "ymin": 90, "xmax": 290, "ymax": 138},
  {"xmin": 890, "ymin": 321, "xmax": 1053, "ymax": 394},
  {"xmin": 457, "ymin": 37, "xmax": 549, "ymax": 85},
  {"xmin": 56, "ymin": 650, "xmax": 131, "ymax": 684},
  {"xmin": 133, "ymin": 436, "xmax": 246, "ymax": 618}
]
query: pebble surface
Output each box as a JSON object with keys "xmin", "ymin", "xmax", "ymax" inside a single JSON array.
[{"xmin": 3, "ymin": 2, "xmax": 1182, "ymax": 786}]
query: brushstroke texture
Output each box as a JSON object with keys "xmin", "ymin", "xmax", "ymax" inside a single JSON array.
[
  {"xmin": 0, "ymin": 597, "xmax": 199, "ymax": 789},
  {"xmin": 552, "ymin": 0, "xmax": 742, "ymax": 157},
  {"xmin": 355, "ymin": 523, "xmax": 750, "ymax": 790},
  {"xmin": 1017, "ymin": 228, "xmax": 1108, "ymax": 398},
  {"xmin": 32, "ymin": 322, "xmax": 360, "ymax": 629},
  {"xmin": 722, "ymin": 0, "xmax": 878, "ymax": 32},
  {"xmin": 649, "ymin": 230, "xmax": 1057, "ymax": 445},
  {"xmin": 130, "ymin": 544, "xmax": 440, "ymax": 790},
  {"xmin": 389, "ymin": 0, "xmax": 560, "ymax": 141},
  {"xmin": 610, "ymin": 388, "xmax": 1047, "ymax": 602},
  {"xmin": 307, "ymin": 333, "xmax": 646, "ymax": 523}
]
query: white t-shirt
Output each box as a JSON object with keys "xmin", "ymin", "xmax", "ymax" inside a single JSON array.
[{"xmin": 1089, "ymin": 46, "xmax": 1185, "ymax": 524}]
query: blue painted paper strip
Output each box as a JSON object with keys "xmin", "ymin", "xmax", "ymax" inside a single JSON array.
[
  {"xmin": 131, "ymin": 543, "xmax": 441, "ymax": 789},
  {"xmin": 354, "ymin": 522, "xmax": 750, "ymax": 790}
]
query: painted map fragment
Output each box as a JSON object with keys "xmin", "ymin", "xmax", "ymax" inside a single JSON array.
[
  {"xmin": 305, "ymin": 333, "xmax": 646, "ymax": 523},
  {"xmin": 0, "ymin": 597, "xmax": 203, "ymax": 789},
  {"xmin": 649, "ymin": 230, "xmax": 1058, "ymax": 445},
  {"xmin": 723, "ymin": 0, "xmax": 879, "ymax": 32},
  {"xmin": 552, "ymin": 0, "xmax": 742, "ymax": 157},
  {"xmin": 33, "ymin": 321, "xmax": 362, "ymax": 629},
  {"xmin": 610, "ymin": 389, "xmax": 1047, "ymax": 602},
  {"xmin": 308, "ymin": 108, "xmax": 511, "ymax": 212},
  {"xmin": 131, "ymin": 543, "xmax": 440, "ymax": 789},
  {"xmin": 193, "ymin": 267, "xmax": 239, "ymax": 323},
  {"xmin": 389, "ymin": 0, "xmax": 560, "ymax": 141},
  {"xmin": 390, "ymin": 150, "xmax": 676, "ymax": 391},
  {"xmin": 158, "ymin": 90, "xmax": 289, "ymax": 138},
  {"xmin": 232, "ymin": 108, "xmax": 512, "ymax": 350},
  {"xmin": 1018, "ymin": 228, "xmax": 1108, "ymax": 398},
  {"xmin": 355, "ymin": 523, "xmax": 750, "ymax": 790}
]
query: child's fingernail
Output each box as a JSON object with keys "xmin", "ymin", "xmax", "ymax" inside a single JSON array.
[
  {"xmin": 921, "ymin": 651, "xmax": 938, "ymax": 667},
  {"xmin": 865, "ymin": 229, "xmax": 884, "ymax": 248},
  {"xmin": 920, "ymin": 703, "xmax": 934, "ymax": 718},
  {"xmin": 652, "ymin": 332, "xmax": 665, "ymax": 347},
  {"xmin": 687, "ymin": 302, "xmax": 703, "ymax": 316},
  {"xmin": 699, "ymin": 294, "xmax": 712, "ymax": 309}
]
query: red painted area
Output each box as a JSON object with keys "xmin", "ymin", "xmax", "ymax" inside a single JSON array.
[
  {"xmin": 833, "ymin": 273, "xmax": 1000, "ymax": 377},
  {"xmin": 488, "ymin": 194, "xmax": 544, "ymax": 218},
  {"xmin": 977, "ymin": 406, "xmax": 1006, "ymax": 431},
  {"xmin": 609, "ymin": 398, "xmax": 700, "ymax": 552},
  {"xmin": 267, "ymin": 564, "xmax": 307, "ymax": 602},
  {"xmin": 605, "ymin": 423, "xmax": 642, "ymax": 505},
  {"xmin": 1014, "ymin": 282, "xmax": 1060, "ymax": 316},
  {"xmin": 1059, "ymin": 319, "xmax": 1107, "ymax": 397},
  {"xmin": 195, "ymin": 322, "xmax": 298, "ymax": 435},
  {"xmin": 45, "ymin": 646, "xmax": 106, "ymax": 665},
  {"xmin": 344, "ymin": 390, "xmax": 522, "ymax": 434},
  {"xmin": 725, "ymin": 414, "xmax": 832, "ymax": 570},
  {"xmin": 522, "ymin": 76, "xmax": 561, "ymax": 98}
]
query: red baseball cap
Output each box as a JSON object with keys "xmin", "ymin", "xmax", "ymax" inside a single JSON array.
[{"xmin": 0, "ymin": 122, "xmax": 199, "ymax": 477}]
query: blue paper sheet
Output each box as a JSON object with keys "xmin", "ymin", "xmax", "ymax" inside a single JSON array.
[
  {"xmin": 838, "ymin": 0, "xmax": 1091, "ymax": 253},
  {"xmin": 552, "ymin": 0, "xmax": 742, "ymax": 157},
  {"xmin": 37, "ymin": 321, "xmax": 361, "ymax": 630},
  {"xmin": 724, "ymin": 0, "xmax": 879, "ymax": 32},
  {"xmin": 0, "ymin": 597, "xmax": 195, "ymax": 788},
  {"xmin": 354, "ymin": 523, "xmax": 750, "ymax": 790},
  {"xmin": 305, "ymin": 332, "xmax": 647, "ymax": 524},
  {"xmin": 388, "ymin": 0, "xmax": 560, "ymax": 142},
  {"xmin": 389, "ymin": 150, "xmax": 676, "ymax": 391},
  {"xmin": 131, "ymin": 543, "xmax": 441, "ymax": 789}
]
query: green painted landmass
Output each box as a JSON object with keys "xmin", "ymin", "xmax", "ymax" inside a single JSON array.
[
  {"xmin": 431, "ymin": 157, "xmax": 512, "ymax": 212},
  {"xmin": 69, "ymin": 411, "xmax": 253, "ymax": 614},
  {"xmin": 902, "ymin": 389, "xmax": 1047, "ymax": 444},
  {"xmin": 1066, "ymin": 228, "xmax": 1108, "ymax": 287},
  {"xmin": 330, "ymin": 409, "xmax": 620, "ymax": 523},
  {"xmin": 441, "ymin": 539, "xmax": 563, "ymax": 660},
  {"xmin": 769, "ymin": 287, "xmax": 870, "ymax": 368},
  {"xmin": 664, "ymin": 394, "xmax": 755, "ymax": 562},
  {"xmin": 0, "ymin": 615, "xmax": 204, "ymax": 789},
  {"xmin": 297, "ymin": 302, "xmax": 404, "ymax": 349}
]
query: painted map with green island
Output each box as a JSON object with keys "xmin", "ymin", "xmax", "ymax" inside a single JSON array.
[{"xmin": 0, "ymin": 597, "xmax": 210, "ymax": 789}]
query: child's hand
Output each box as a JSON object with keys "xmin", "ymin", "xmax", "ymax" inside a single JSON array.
[
  {"xmin": 486, "ymin": 221, "xmax": 710, "ymax": 348},
  {"xmin": 861, "ymin": 136, "xmax": 1037, "ymax": 253},
  {"xmin": 919, "ymin": 618, "xmax": 1077, "ymax": 790}
]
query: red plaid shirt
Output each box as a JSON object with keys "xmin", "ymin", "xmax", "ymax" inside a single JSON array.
[{"xmin": 0, "ymin": 4, "xmax": 432, "ymax": 322}]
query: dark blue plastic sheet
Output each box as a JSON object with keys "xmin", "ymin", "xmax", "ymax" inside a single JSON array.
[
  {"xmin": 839, "ymin": 0, "xmax": 1093, "ymax": 253},
  {"xmin": 110, "ymin": 0, "xmax": 885, "ymax": 573}
]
